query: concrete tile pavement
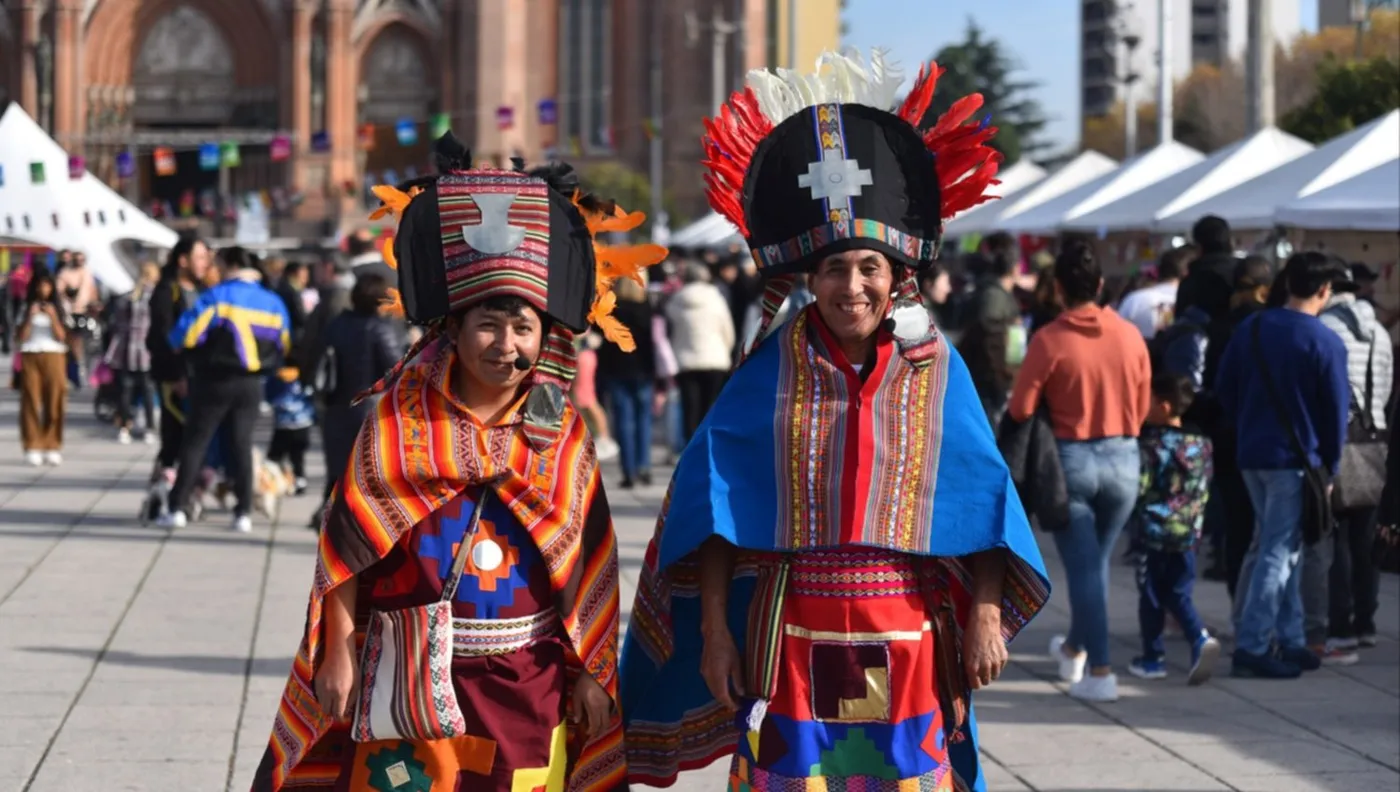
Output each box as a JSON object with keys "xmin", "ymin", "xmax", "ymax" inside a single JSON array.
[{"xmin": 0, "ymin": 383, "xmax": 1396, "ymax": 791}]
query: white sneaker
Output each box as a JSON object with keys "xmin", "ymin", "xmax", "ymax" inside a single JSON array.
[
  {"xmin": 118, "ymin": 428, "xmax": 132, "ymax": 445},
  {"xmin": 1318, "ymin": 640, "xmax": 1360, "ymax": 666},
  {"xmin": 1069, "ymin": 673, "xmax": 1119, "ymax": 702},
  {"xmin": 232, "ymin": 515, "xmax": 252, "ymax": 533},
  {"xmin": 24, "ymin": 450, "xmax": 43, "ymax": 467},
  {"xmin": 595, "ymin": 436, "xmax": 620, "ymax": 461},
  {"xmin": 156, "ymin": 510, "xmax": 188, "ymax": 529},
  {"xmin": 43, "ymin": 451, "xmax": 62, "ymax": 466},
  {"xmin": 143, "ymin": 431, "xmax": 156, "ymax": 445},
  {"xmin": 1050, "ymin": 635, "xmax": 1087, "ymax": 683}
]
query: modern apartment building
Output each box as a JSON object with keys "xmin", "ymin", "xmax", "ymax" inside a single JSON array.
[
  {"xmin": 1317, "ymin": 0, "xmax": 1366, "ymax": 28},
  {"xmin": 1080, "ymin": 0, "xmax": 1299, "ymax": 133}
]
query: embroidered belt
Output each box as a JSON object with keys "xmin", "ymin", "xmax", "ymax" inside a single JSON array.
[{"xmin": 451, "ymin": 609, "xmax": 560, "ymax": 658}]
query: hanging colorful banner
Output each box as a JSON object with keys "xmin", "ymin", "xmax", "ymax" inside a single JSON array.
[
  {"xmin": 0, "ymin": 249, "xmax": 9, "ymax": 276},
  {"xmin": 395, "ymin": 119, "xmax": 418, "ymax": 147},
  {"xmin": 429, "ymin": 113, "xmax": 451, "ymax": 140},
  {"xmin": 115, "ymin": 151, "xmax": 136, "ymax": 179},
  {"xmin": 270, "ymin": 135, "xmax": 292, "ymax": 162},
  {"xmin": 311, "ymin": 131, "xmax": 331, "ymax": 153},
  {"xmin": 357, "ymin": 124, "xmax": 376, "ymax": 151},
  {"xmin": 199, "ymin": 143, "xmax": 221, "ymax": 171},
  {"xmin": 179, "ymin": 190, "xmax": 196, "ymax": 217},
  {"xmin": 538, "ymin": 98, "xmax": 558, "ymax": 125},
  {"xmin": 496, "ymin": 106, "xmax": 514, "ymax": 131},
  {"xmin": 199, "ymin": 190, "xmax": 217, "ymax": 216},
  {"xmin": 67, "ymin": 156, "xmax": 85, "ymax": 180},
  {"xmin": 154, "ymin": 148, "xmax": 177, "ymax": 177},
  {"xmin": 220, "ymin": 141, "xmax": 242, "ymax": 168},
  {"xmin": 29, "ymin": 162, "xmax": 45, "ymax": 185}
]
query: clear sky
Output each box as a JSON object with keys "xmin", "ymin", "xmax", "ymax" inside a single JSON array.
[{"xmin": 843, "ymin": 0, "xmax": 1320, "ymax": 155}]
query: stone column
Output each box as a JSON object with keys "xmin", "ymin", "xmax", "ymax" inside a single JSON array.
[
  {"xmin": 473, "ymin": 0, "xmax": 501, "ymax": 161},
  {"xmin": 289, "ymin": 0, "xmax": 322, "ymax": 218},
  {"xmin": 291, "ymin": 2, "xmax": 314, "ymax": 166},
  {"xmin": 52, "ymin": 0, "xmax": 82, "ymax": 147},
  {"xmin": 325, "ymin": 0, "xmax": 356, "ymax": 214},
  {"xmin": 16, "ymin": 1, "xmax": 40, "ymax": 119}
]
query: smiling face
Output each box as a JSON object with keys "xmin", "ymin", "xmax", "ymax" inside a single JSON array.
[
  {"xmin": 449, "ymin": 299, "xmax": 544, "ymax": 397},
  {"xmin": 810, "ymin": 248, "xmax": 895, "ymax": 355}
]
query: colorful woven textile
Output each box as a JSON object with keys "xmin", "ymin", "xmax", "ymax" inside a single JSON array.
[
  {"xmin": 730, "ymin": 548, "xmax": 958, "ymax": 791},
  {"xmin": 252, "ymin": 339, "xmax": 624, "ymax": 792},
  {"xmin": 619, "ymin": 306, "xmax": 1050, "ymax": 791}
]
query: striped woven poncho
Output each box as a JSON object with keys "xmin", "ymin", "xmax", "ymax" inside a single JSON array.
[{"xmin": 251, "ymin": 339, "xmax": 624, "ymax": 792}]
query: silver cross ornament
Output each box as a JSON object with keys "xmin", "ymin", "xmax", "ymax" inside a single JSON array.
[
  {"xmin": 798, "ymin": 149, "xmax": 873, "ymax": 202},
  {"xmin": 462, "ymin": 192, "xmax": 527, "ymax": 254}
]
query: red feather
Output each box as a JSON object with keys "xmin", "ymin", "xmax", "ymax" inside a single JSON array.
[
  {"xmin": 700, "ymin": 87, "xmax": 774, "ymax": 236},
  {"xmin": 897, "ymin": 62, "xmax": 944, "ymax": 126},
  {"xmin": 698, "ymin": 57, "xmax": 1004, "ymax": 231}
]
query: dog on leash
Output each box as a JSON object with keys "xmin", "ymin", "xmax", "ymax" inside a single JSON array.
[{"xmin": 206, "ymin": 449, "xmax": 296, "ymax": 522}]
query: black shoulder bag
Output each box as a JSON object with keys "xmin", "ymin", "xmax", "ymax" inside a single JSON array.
[
  {"xmin": 1334, "ymin": 332, "xmax": 1389, "ymax": 511},
  {"xmin": 1249, "ymin": 320, "xmax": 1334, "ymax": 544}
]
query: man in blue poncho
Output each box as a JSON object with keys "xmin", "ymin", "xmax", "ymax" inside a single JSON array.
[{"xmin": 618, "ymin": 50, "xmax": 1051, "ymax": 792}]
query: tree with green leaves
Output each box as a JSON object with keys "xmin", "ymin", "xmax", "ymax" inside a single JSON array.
[
  {"xmin": 1281, "ymin": 55, "xmax": 1400, "ymax": 144},
  {"xmin": 918, "ymin": 20, "xmax": 1049, "ymax": 165},
  {"xmin": 578, "ymin": 162, "xmax": 678, "ymax": 235}
]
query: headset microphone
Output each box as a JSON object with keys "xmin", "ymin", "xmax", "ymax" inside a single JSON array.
[{"xmin": 512, "ymin": 357, "xmax": 533, "ymax": 371}]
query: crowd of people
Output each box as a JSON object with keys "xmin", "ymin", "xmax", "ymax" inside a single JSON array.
[
  {"xmin": 976, "ymin": 215, "xmax": 1397, "ymax": 700},
  {"xmin": 1, "ymin": 47, "xmax": 1396, "ymax": 792}
]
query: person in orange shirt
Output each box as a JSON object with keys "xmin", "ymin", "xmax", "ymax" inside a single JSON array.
[{"xmin": 1008, "ymin": 241, "xmax": 1152, "ymax": 703}]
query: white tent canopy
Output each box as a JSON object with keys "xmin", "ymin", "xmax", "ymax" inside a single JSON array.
[
  {"xmin": 999, "ymin": 141, "xmax": 1205, "ymax": 236},
  {"xmin": 1063, "ymin": 128, "xmax": 1313, "ymax": 233},
  {"xmin": 1156, "ymin": 110, "xmax": 1400, "ymax": 232},
  {"xmin": 955, "ymin": 150, "xmax": 1120, "ymax": 236},
  {"xmin": 942, "ymin": 158, "xmax": 1050, "ymax": 237},
  {"xmin": 668, "ymin": 211, "xmax": 743, "ymax": 250},
  {"xmin": 0, "ymin": 103, "xmax": 178, "ymax": 292},
  {"xmin": 1273, "ymin": 158, "xmax": 1400, "ymax": 231}
]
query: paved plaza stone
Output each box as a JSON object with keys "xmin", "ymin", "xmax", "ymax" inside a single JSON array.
[{"xmin": 0, "ymin": 382, "xmax": 1397, "ymax": 791}]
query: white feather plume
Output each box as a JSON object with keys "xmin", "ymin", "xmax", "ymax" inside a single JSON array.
[{"xmin": 746, "ymin": 48, "xmax": 906, "ymax": 125}]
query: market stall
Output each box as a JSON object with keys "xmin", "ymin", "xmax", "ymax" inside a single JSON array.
[{"xmin": 0, "ymin": 103, "xmax": 178, "ymax": 292}]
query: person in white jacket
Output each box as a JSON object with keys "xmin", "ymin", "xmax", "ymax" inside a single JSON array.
[{"xmin": 665, "ymin": 262, "xmax": 735, "ymax": 440}]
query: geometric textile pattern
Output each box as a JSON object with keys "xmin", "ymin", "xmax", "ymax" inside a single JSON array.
[
  {"xmin": 417, "ymin": 495, "xmax": 535, "ymax": 617},
  {"xmin": 365, "ymin": 741, "xmax": 432, "ymax": 792},
  {"xmin": 810, "ymin": 642, "xmax": 891, "ymax": 722},
  {"xmin": 812, "ymin": 728, "xmax": 898, "ymax": 780},
  {"xmin": 510, "ymin": 720, "xmax": 568, "ymax": 792}
]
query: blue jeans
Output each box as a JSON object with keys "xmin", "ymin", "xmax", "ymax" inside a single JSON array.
[
  {"xmin": 1137, "ymin": 549, "xmax": 1205, "ymax": 659},
  {"xmin": 604, "ymin": 378, "xmax": 653, "ymax": 479},
  {"xmin": 1234, "ymin": 469, "xmax": 1307, "ymax": 656},
  {"xmin": 1052, "ymin": 437, "xmax": 1141, "ymax": 669}
]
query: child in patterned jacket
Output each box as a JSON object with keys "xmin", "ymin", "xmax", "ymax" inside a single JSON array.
[
  {"xmin": 265, "ymin": 367, "xmax": 315, "ymax": 495},
  {"xmin": 1131, "ymin": 372, "xmax": 1221, "ymax": 685}
]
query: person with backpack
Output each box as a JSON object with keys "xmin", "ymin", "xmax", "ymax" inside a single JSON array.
[
  {"xmin": 1314, "ymin": 266, "xmax": 1393, "ymax": 658},
  {"xmin": 1215, "ymin": 252, "xmax": 1350, "ymax": 679}
]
